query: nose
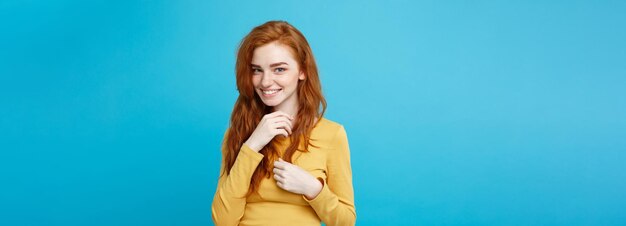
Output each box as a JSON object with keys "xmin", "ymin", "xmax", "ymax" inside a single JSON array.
[{"xmin": 260, "ymin": 71, "xmax": 273, "ymax": 87}]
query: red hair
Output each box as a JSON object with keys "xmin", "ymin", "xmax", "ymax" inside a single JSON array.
[{"xmin": 223, "ymin": 21, "xmax": 327, "ymax": 195}]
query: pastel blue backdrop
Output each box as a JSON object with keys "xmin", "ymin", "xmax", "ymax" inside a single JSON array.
[{"xmin": 1, "ymin": 1, "xmax": 625, "ymax": 225}]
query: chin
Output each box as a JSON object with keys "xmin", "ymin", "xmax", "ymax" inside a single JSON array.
[
  {"xmin": 262, "ymin": 102, "xmax": 277, "ymax": 107},
  {"xmin": 260, "ymin": 99, "xmax": 283, "ymax": 107}
]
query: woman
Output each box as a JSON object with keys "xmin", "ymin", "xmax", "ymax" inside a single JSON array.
[{"xmin": 211, "ymin": 21, "xmax": 356, "ymax": 226}]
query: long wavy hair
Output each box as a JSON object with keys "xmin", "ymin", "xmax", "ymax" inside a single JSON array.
[{"xmin": 223, "ymin": 21, "xmax": 327, "ymax": 196}]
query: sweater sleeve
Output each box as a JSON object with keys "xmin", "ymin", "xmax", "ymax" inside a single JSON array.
[
  {"xmin": 304, "ymin": 125, "xmax": 357, "ymax": 225},
  {"xmin": 211, "ymin": 138, "xmax": 264, "ymax": 226}
]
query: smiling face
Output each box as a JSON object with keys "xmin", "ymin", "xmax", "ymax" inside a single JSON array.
[{"xmin": 251, "ymin": 42, "xmax": 305, "ymax": 110}]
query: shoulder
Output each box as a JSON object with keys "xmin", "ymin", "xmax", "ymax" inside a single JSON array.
[
  {"xmin": 314, "ymin": 118, "xmax": 351, "ymax": 160},
  {"xmin": 316, "ymin": 117, "xmax": 342, "ymax": 130},
  {"xmin": 312, "ymin": 117, "xmax": 348, "ymax": 142}
]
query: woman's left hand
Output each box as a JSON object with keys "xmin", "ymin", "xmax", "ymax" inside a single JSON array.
[{"xmin": 273, "ymin": 158, "xmax": 322, "ymax": 200}]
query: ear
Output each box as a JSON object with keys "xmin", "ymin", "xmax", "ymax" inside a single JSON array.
[{"xmin": 298, "ymin": 71, "xmax": 306, "ymax": 80}]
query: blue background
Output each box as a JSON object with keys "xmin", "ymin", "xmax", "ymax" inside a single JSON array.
[{"xmin": 1, "ymin": 0, "xmax": 625, "ymax": 225}]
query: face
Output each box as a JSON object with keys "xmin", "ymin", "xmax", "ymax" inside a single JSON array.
[{"xmin": 251, "ymin": 42, "xmax": 305, "ymax": 109}]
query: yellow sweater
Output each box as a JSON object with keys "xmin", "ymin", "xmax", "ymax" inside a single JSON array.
[{"xmin": 211, "ymin": 118, "xmax": 356, "ymax": 226}]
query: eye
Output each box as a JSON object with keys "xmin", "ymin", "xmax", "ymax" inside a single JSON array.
[
  {"xmin": 252, "ymin": 68, "xmax": 263, "ymax": 74},
  {"xmin": 274, "ymin": 67, "xmax": 286, "ymax": 73}
]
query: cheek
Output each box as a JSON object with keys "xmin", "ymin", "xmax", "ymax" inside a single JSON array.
[
  {"xmin": 277, "ymin": 73, "xmax": 300, "ymax": 87},
  {"xmin": 251, "ymin": 76, "xmax": 261, "ymax": 87}
]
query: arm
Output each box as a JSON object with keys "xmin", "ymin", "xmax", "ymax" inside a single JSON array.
[
  {"xmin": 212, "ymin": 111, "xmax": 293, "ymax": 225},
  {"xmin": 211, "ymin": 142, "xmax": 264, "ymax": 226},
  {"xmin": 304, "ymin": 125, "xmax": 357, "ymax": 226}
]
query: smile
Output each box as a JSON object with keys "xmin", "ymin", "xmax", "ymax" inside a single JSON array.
[{"xmin": 261, "ymin": 88, "xmax": 282, "ymax": 97}]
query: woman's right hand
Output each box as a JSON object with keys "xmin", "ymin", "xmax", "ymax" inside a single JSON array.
[{"xmin": 244, "ymin": 111, "xmax": 293, "ymax": 152}]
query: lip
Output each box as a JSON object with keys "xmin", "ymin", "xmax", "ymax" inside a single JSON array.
[{"xmin": 260, "ymin": 88, "xmax": 282, "ymax": 98}]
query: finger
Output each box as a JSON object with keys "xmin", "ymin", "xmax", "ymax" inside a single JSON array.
[
  {"xmin": 275, "ymin": 128, "xmax": 288, "ymax": 138},
  {"xmin": 262, "ymin": 111, "xmax": 289, "ymax": 123},
  {"xmin": 274, "ymin": 111, "xmax": 294, "ymax": 120},
  {"xmin": 273, "ymin": 160, "xmax": 286, "ymax": 169},
  {"xmin": 279, "ymin": 116, "xmax": 294, "ymax": 129},
  {"xmin": 273, "ymin": 167, "xmax": 284, "ymax": 175},
  {"xmin": 267, "ymin": 111, "xmax": 293, "ymax": 120},
  {"xmin": 276, "ymin": 181, "xmax": 285, "ymax": 189},
  {"xmin": 279, "ymin": 158, "xmax": 292, "ymax": 165},
  {"xmin": 278, "ymin": 158, "xmax": 292, "ymax": 167},
  {"xmin": 273, "ymin": 173, "xmax": 284, "ymax": 182},
  {"xmin": 274, "ymin": 121, "xmax": 292, "ymax": 134},
  {"xmin": 270, "ymin": 116, "xmax": 293, "ymax": 129}
]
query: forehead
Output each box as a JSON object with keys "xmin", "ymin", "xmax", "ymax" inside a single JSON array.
[{"xmin": 251, "ymin": 42, "xmax": 298, "ymax": 66}]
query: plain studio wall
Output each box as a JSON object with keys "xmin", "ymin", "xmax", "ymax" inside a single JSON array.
[{"xmin": 1, "ymin": 1, "xmax": 625, "ymax": 225}]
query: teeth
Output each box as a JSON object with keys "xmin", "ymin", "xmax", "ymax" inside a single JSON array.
[{"xmin": 262, "ymin": 89, "xmax": 281, "ymax": 95}]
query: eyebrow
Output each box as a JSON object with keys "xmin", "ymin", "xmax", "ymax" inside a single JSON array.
[{"xmin": 251, "ymin": 62, "xmax": 289, "ymax": 68}]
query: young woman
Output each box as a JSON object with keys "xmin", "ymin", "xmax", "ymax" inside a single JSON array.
[{"xmin": 211, "ymin": 21, "xmax": 356, "ymax": 226}]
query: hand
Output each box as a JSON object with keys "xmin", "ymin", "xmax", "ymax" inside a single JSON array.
[
  {"xmin": 244, "ymin": 111, "xmax": 293, "ymax": 152},
  {"xmin": 273, "ymin": 158, "xmax": 322, "ymax": 200}
]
